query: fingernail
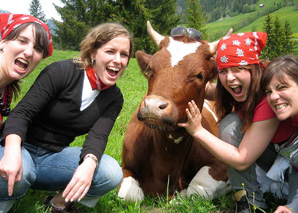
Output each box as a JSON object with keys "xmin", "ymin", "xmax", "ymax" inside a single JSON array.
[
  {"xmin": 65, "ymin": 198, "xmax": 69, "ymax": 202},
  {"xmin": 70, "ymin": 199, "xmax": 74, "ymax": 202}
]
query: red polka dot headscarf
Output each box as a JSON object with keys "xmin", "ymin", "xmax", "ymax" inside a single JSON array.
[
  {"xmin": 0, "ymin": 13, "xmax": 53, "ymax": 58},
  {"xmin": 216, "ymin": 32, "xmax": 267, "ymax": 70}
]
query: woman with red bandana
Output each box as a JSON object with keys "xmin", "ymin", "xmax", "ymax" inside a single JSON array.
[
  {"xmin": 0, "ymin": 13, "xmax": 53, "ymax": 127},
  {"xmin": 0, "ymin": 22, "xmax": 133, "ymax": 212},
  {"xmin": 0, "ymin": 13, "xmax": 53, "ymax": 212},
  {"xmin": 178, "ymin": 32, "xmax": 297, "ymax": 213}
]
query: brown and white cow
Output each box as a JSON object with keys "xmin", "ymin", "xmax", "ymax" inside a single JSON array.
[{"xmin": 118, "ymin": 21, "xmax": 232, "ymax": 201}]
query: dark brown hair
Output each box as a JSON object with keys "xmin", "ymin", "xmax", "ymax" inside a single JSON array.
[
  {"xmin": 3, "ymin": 22, "xmax": 50, "ymax": 99},
  {"xmin": 262, "ymin": 55, "xmax": 298, "ymax": 92}
]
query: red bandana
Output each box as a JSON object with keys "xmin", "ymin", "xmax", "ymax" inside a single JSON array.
[
  {"xmin": 0, "ymin": 13, "xmax": 53, "ymax": 58},
  {"xmin": 86, "ymin": 66, "xmax": 110, "ymax": 90},
  {"xmin": 216, "ymin": 32, "xmax": 267, "ymax": 70}
]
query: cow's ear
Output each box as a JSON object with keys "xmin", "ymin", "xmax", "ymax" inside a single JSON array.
[{"xmin": 136, "ymin": 50, "xmax": 153, "ymax": 79}]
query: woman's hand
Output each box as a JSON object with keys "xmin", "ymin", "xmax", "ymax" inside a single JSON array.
[
  {"xmin": 0, "ymin": 134, "xmax": 22, "ymax": 196},
  {"xmin": 178, "ymin": 100, "xmax": 203, "ymax": 135},
  {"xmin": 274, "ymin": 206, "xmax": 293, "ymax": 213},
  {"xmin": 62, "ymin": 155, "xmax": 97, "ymax": 202}
]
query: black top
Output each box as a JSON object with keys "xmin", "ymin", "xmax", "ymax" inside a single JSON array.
[{"xmin": 2, "ymin": 59, "xmax": 123, "ymax": 162}]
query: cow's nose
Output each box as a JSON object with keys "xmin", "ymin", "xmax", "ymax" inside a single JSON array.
[
  {"xmin": 159, "ymin": 102, "xmax": 168, "ymax": 110},
  {"xmin": 145, "ymin": 98, "xmax": 168, "ymax": 112}
]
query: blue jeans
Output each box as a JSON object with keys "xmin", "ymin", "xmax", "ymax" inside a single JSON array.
[
  {"xmin": 0, "ymin": 142, "xmax": 122, "ymax": 211},
  {"xmin": 219, "ymin": 112, "xmax": 298, "ymax": 211}
]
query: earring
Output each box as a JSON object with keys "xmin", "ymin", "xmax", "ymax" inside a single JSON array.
[
  {"xmin": 121, "ymin": 67, "xmax": 129, "ymax": 78},
  {"xmin": 91, "ymin": 58, "xmax": 95, "ymax": 67}
]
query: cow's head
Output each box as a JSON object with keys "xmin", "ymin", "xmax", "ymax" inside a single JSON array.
[{"xmin": 137, "ymin": 21, "xmax": 231, "ymax": 131}]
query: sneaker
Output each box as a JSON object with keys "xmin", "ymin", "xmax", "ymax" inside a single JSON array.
[{"xmin": 43, "ymin": 196, "xmax": 79, "ymax": 213}]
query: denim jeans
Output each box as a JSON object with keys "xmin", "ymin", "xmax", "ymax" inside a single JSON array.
[
  {"xmin": 219, "ymin": 112, "xmax": 298, "ymax": 211},
  {"xmin": 0, "ymin": 142, "xmax": 123, "ymax": 212}
]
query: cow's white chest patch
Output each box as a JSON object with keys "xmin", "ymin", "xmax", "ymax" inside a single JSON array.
[
  {"xmin": 167, "ymin": 38, "xmax": 201, "ymax": 67},
  {"xmin": 168, "ymin": 134, "xmax": 184, "ymax": 144}
]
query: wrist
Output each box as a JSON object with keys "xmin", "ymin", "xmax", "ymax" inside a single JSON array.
[
  {"xmin": 83, "ymin": 154, "xmax": 98, "ymax": 168},
  {"xmin": 83, "ymin": 154, "xmax": 98, "ymax": 167}
]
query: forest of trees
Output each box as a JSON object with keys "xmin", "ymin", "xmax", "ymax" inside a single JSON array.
[{"xmin": 2, "ymin": 0, "xmax": 296, "ymax": 57}]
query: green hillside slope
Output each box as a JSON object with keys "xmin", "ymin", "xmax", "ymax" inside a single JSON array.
[{"xmin": 206, "ymin": 5, "xmax": 298, "ymax": 41}]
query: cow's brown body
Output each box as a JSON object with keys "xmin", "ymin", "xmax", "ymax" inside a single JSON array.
[{"xmin": 118, "ymin": 22, "xmax": 231, "ymax": 201}]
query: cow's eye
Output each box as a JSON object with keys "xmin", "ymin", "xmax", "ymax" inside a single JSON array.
[{"xmin": 197, "ymin": 73, "xmax": 204, "ymax": 80}]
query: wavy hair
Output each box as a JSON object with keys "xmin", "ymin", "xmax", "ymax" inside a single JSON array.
[{"xmin": 78, "ymin": 22, "xmax": 134, "ymax": 69}]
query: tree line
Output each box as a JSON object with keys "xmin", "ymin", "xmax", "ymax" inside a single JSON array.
[{"xmin": 28, "ymin": 0, "xmax": 297, "ymax": 58}]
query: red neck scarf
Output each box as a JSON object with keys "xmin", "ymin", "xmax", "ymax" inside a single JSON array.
[{"xmin": 86, "ymin": 66, "xmax": 110, "ymax": 90}]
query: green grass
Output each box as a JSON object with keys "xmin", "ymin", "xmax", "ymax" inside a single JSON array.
[
  {"xmin": 8, "ymin": 50, "xmax": 286, "ymax": 212},
  {"xmin": 206, "ymin": 1, "xmax": 298, "ymax": 41}
]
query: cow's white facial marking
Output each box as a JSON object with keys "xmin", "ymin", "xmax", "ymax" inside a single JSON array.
[{"xmin": 167, "ymin": 37, "xmax": 201, "ymax": 67}]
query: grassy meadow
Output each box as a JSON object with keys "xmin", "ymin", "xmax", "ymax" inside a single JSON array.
[
  {"xmin": 7, "ymin": 49, "xmax": 287, "ymax": 212},
  {"xmin": 206, "ymin": 0, "xmax": 298, "ymax": 41}
]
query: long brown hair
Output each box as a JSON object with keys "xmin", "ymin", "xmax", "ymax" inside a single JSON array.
[{"xmin": 215, "ymin": 60, "xmax": 269, "ymax": 131}]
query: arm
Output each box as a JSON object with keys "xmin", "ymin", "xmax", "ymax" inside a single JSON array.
[
  {"xmin": 63, "ymin": 89, "xmax": 124, "ymax": 202},
  {"xmin": 274, "ymin": 206, "xmax": 293, "ymax": 213},
  {"xmin": 1, "ymin": 61, "xmax": 69, "ymax": 195},
  {"xmin": 178, "ymin": 100, "xmax": 280, "ymax": 170},
  {"xmin": 0, "ymin": 134, "xmax": 22, "ymax": 196}
]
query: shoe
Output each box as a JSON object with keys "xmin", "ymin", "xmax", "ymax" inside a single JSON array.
[
  {"xmin": 43, "ymin": 196, "xmax": 79, "ymax": 213},
  {"xmin": 233, "ymin": 190, "xmax": 263, "ymax": 213}
]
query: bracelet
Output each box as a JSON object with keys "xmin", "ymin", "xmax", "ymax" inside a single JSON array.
[{"xmin": 84, "ymin": 154, "xmax": 98, "ymax": 167}]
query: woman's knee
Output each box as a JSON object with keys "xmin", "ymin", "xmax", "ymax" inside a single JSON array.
[
  {"xmin": 88, "ymin": 155, "xmax": 123, "ymax": 196},
  {"xmin": 219, "ymin": 112, "xmax": 243, "ymax": 147}
]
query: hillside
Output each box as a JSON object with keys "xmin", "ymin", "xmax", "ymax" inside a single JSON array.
[{"xmin": 205, "ymin": 1, "xmax": 298, "ymax": 41}]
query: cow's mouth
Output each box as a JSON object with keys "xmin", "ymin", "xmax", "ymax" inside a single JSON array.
[{"xmin": 141, "ymin": 117, "xmax": 178, "ymax": 131}]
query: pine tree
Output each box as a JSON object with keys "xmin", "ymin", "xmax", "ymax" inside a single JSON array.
[
  {"xmin": 29, "ymin": 0, "xmax": 46, "ymax": 22},
  {"xmin": 283, "ymin": 20, "xmax": 296, "ymax": 55},
  {"xmin": 262, "ymin": 13, "xmax": 296, "ymax": 59},
  {"xmin": 271, "ymin": 16, "xmax": 284, "ymax": 58},
  {"xmin": 261, "ymin": 13, "xmax": 274, "ymax": 59},
  {"xmin": 184, "ymin": 0, "xmax": 207, "ymax": 39}
]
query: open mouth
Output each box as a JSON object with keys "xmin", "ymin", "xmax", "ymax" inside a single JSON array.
[
  {"xmin": 15, "ymin": 58, "xmax": 28, "ymax": 71},
  {"xmin": 106, "ymin": 66, "xmax": 120, "ymax": 78},
  {"xmin": 230, "ymin": 85, "xmax": 242, "ymax": 95}
]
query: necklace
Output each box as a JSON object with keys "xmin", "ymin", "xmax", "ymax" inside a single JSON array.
[{"xmin": 0, "ymin": 86, "xmax": 11, "ymax": 117}]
